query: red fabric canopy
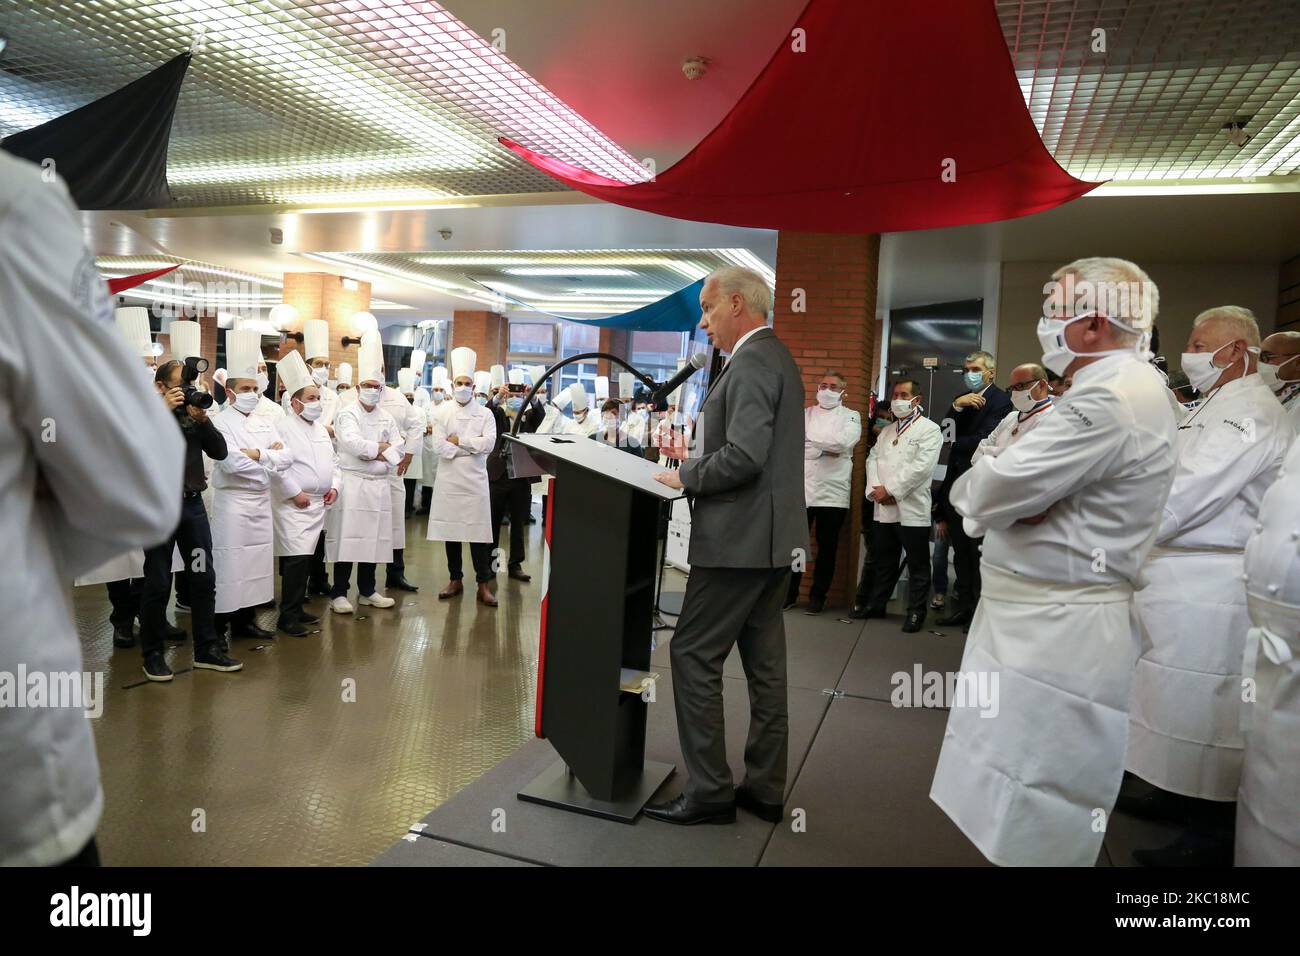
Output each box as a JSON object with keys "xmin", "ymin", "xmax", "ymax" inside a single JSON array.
[
  {"xmin": 106, "ymin": 264, "xmax": 179, "ymax": 295},
  {"xmin": 501, "ymin": 0, "xmax": 1099, "ymax": 233}
]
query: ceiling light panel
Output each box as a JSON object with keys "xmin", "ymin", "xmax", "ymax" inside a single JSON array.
[{"xmin": 0, "ymin": 0, "xmax": 647, "ymax": 207}]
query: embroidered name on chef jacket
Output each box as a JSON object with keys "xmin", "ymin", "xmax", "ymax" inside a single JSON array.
[{"xmin": 1058, "ymin": 403, "xmax": 1094, "ymax": 428}]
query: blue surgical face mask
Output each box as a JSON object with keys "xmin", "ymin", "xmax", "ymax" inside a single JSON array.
[
  {"xmin": 475, "ymin": 394, "xmax": 488, "ymax": 406},
  {"xmin": 506, "ymin": 397, "xmax": 522, "ymax": 412},
  {"xmin": 963, "ymin": 371, "xmax": 985, "ymax": 391}
]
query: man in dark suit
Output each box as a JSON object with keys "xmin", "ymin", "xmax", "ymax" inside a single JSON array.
[
  {"xmin": 934, "ymin": 350, "xmax": 1011, "ymax": 628},
  {"xmin": 646, "ymin": 266, "xmax": 807, "ymax": 826},
  {"xmin": 486, "ymin": 382, "xmax": 545, "ymax": 583}
]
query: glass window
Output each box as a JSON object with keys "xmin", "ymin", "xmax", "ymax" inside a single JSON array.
[
  {"xmin": 509, "ymin": 322, "xmax": 556, "ymax": 354},
  {"xmin": 558, "ymin": 321, "xmax": 600, "ymax": 393},
  {"xmin": 631, "ymin": 330, "xmax": 689, "ymax": 383}
]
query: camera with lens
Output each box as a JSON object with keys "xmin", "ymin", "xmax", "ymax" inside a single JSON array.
[{"xmin": 177, "ymin": 355, "xmax": 213, "ymax": 413}]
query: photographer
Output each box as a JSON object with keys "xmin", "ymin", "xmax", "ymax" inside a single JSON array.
[
  {"xmin": 139, "ymin": 359, "xmax": 241, "ymax": 681},
  {"xmin": 487, "ymin": 372, "xmax": 544, "ymax": 583}
]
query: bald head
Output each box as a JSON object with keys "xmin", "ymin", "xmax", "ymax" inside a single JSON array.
[
  {"xmin": 1260, "ymin": 329, "xmax": 1300, "ymax": 389},
  {"xmin": 1008, "ymin": 362, "xmax": 1050, "ymax": 404}
]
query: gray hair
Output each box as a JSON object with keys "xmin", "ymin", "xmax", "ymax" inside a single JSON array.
[
  {"xmin": 1049, "ymin": 257, "xmax": 1159, "ymax": 343},
  {"xmin": 705, "ymin": 266, "xmax": 772, "ymax": 319},
  {"xmin": 965, "ymin": 350, "xmax": 996, "ymax": 371},
  {"xmin": 1193, "ymin": 306, "xmax": 1261, "ymax": 348}
]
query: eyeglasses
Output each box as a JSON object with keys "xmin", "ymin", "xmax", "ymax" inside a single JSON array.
[
  {"xmin": 818, "ymin": 382, "xmax": 844, "ymax": 391},
  {"xmin": 1008, "ymin": 381, "xmax": 1043, "ymax": 392}
]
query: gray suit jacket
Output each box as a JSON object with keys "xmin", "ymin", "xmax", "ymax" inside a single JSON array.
[{"xmin": 679, "ymin": 327, "xmax": 808, "ymax": 569}]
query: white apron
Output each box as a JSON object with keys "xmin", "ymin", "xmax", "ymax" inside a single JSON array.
[
  {"xmin": 1127, "ymin": 547, "xmax": 1249, "ymax": 801},
  {"xmin": 1236, "ymin": 613, "xmax": 1300, "ymax": 864},
  {"xmin": 390, "ymin": 477, "xmax": 406, "ymax": 551},
  {"xmin": 426, "ymin": 405, "xmax": 493, "ymax": 544},
  {"xmin": 211, "ymin": 487, "xmax": 275, "ymax": 612},
  {"xmin": 420, "ymin": 431, "xmax": 439, "ymax": 490},
  {"xmin": 326, "ymin": 472, "xmax": 393, "ymax": 563},
  {"xmin": 74, "ymin": 542, "xmax": 184, "ymax": 586},
  {"xmin": 273, "ymin": 494, "xmax": 328, "ymax": 557},
  {"xmin": 930, "ymin": 564, "xmax": 1138, "ymax": 867}
]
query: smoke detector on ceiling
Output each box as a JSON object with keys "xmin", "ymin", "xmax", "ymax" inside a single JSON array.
[
  {"xmin": 682, "ymin": 56, "xmax": 709, "ymax": 80},
  {"xmin": 438, "ymin": 228, "xmax": 452, "ymax": 240}
]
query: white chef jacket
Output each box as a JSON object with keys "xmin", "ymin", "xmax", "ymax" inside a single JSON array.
[
  {"xmin": 970, "ymin": 399, "xmax": 1054, "ymax": 464},
  {"xmin": 327, "ymin": 400, "xmax": 401, "ymax": 563},
  {"xmin": 804, "ymin": 403, "xmax": 862, "ymax": 509},
  {"xmin": 271, "ymin": 411, "xmax": 341, "ymax": 556},
  {"xmin": 866, "ymin": 412, "xmax": 942, "ymax": 526},
  {"xmin": 949, "ymin": 353, "xmax": 1177, "ymax": 586},
  {"xmin": 254, "ymin": 394, "xmax": 286, "ymax": 419},
  {"xmin": 1276, "ymin": 383, "xmax": 1300, "ymax": 440},
  {"xmin": 1, "ymin": 153, "xmax": 183, "ymax": 866},
  {"xmin": 273, "ymin": 412, "xmax": 340, "ymax": 499},
  {"xmin": 335, "ymin": 401, "xmax": 401, "ymax": 478},
  {"xmin": 1156, "ymin": 373, "xmax": 1290, "ymax": 550},
  {"xmin": 381, "ymin": 385, "xmax": 425, "ymax": 476}
]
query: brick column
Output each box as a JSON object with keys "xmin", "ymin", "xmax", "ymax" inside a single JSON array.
[
  {"xmin": 597, "ymin": 327, "xmax": 630, "ymax": 378},
  {"xmin": 772, "ymin": 232, "xmax": 880, "ymax": 609},
  {"xmin": 451, "ymin": 309, "xmax": 507, "ymax": 369},
  {"xmin": 282, "ymin": 272, "xmax": 372, "ymax": 371}
]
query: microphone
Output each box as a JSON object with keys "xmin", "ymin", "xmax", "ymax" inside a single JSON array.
[{"xmin": 652, "ymin": 352, "xmax": 706, "ymax": 405}]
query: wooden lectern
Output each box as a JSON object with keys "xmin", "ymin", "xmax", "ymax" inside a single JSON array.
[{"xmin": 506, "ymin": 432, "xmax": 681, "ymax": 822}]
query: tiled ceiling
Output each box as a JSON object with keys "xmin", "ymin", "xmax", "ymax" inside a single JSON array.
[
  {"xmin": 1, "ymin": 0, "xmax": 1298, "ymax": 215},
  {"xmin": 997, "ymin": 0, "xmax": 1300, "ymax": 179},
  {"xmin": 298, "ymin": 248, "xmax": 776, "ymax": 316},
  {"xmin": 0, "ymin": 0, "xmax": 648, "ymax": 207}
]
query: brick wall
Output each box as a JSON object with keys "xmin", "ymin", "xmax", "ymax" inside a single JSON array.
[
  {"xmin": 772, "ymin": 232, "xmax": 880, "ymax": 609},
  {"xmin": 451, "ymin": 310, "xmax": 507, "ymax": 371},
  {"xmin": 597, "ymin": 327, "xmax": 630, "ymax": 378},
  {"xmin": 282, "ymin": 272, "xmax": 372, "ymax": 376}
]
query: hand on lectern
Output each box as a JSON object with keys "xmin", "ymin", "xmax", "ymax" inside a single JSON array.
[{"xmin": 653, "ymin": 471, "xmax": 684, "ymax": 490}]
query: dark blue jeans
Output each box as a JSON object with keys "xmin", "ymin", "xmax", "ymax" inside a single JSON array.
[{"xmin": 141, "ymin": 494, "xmax": 217, "ymax": 655}]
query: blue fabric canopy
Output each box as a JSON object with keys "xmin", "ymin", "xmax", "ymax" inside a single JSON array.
[{"xmin": 469, "ymin": 277, "xmax": 703, "ymax": 332}]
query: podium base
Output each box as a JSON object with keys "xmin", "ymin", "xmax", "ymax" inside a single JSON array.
[
  {"xmin": 517, "ymin": 758, "xmax": 676, "ymax": 824},
  {"xmin": 657, "ymin": 589, "xmax": 685, "ymax": 616}
]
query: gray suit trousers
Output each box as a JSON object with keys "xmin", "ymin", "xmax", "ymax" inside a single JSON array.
[{"xmin": 670, "ymin": 565, "xmax": 791, "ymax": 804}]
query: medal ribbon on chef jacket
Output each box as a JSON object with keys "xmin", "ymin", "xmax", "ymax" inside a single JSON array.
[
  {"xmin": 893, "ymin": 411, "xmax": 920, "ymax": 446},
  {"xmin": 1011, "ymin": 398, "xmax": 1052, "ymax": 436}
]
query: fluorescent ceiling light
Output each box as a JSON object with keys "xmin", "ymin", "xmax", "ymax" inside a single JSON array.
[{"xmin": 504, "ymin": 267, "xmax": 638, "ymax": 277}]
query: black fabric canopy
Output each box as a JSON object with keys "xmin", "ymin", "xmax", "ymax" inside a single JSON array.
[{"xmin": 2, "ymin": 53, "xmax": 190, "ymax": 210}]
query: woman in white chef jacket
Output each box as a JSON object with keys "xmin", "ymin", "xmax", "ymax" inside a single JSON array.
[{"xmin": 428, "ymin": 347, "xmax": 498, "ymax": 606}]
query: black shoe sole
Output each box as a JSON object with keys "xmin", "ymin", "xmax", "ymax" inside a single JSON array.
[
  {"xmin": 735, "ymin": 792, "xmax": 784, "ymax": 823},
  {"xmin": 643, "ymin": 809, "xmax": 736, "ymax": 826}
]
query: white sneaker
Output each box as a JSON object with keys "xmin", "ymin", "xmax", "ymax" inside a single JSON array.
[
  {"xmin": 330, "ymin": 597, "xmax": 354, "ymax": 614},
  {"xmin": 359, "ymin": 592, "xmax": 395, "ymax": 608}
]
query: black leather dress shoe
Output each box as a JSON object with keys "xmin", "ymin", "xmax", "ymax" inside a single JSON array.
[
  {"xmin": 901, "ymin": 611, "xmax": 925, "ymax": 633},
  {"xmin": 112, "ymin": 626, "xmax": 137, "ymax": 649},
  {"xmin": 230, "ymin": 622, "xmax": 275, "ymax": 640},
  {"xmin": 298, "ymin": 611, "xmax": 320, "ymax": 625},
  {"xmin": 278, "ymin": 620, "xmax": 308, "ymax": 637},
  {"xmin": 735, "ymin": 785, "xmax": 783, "ymax": 823},
  {"xmin": 804, "ymin": 598, "xmax": 825, "ymax": 615},
  {"xmin": 848, "ymin": 605, "xmax": 868, "ymax": 619},
  {"xmin": 385, "ymin": 576, "xmax": 419, "ymax": 592},
  {"xmin": 642, "ymin": 793, "xmax": 735, "ymax": 826},
  {"xmin": 508, "ymin": 567, "xmax": 531, "ymax": 582},
  {"xmin": 936, "ymin": 608, "xmax": 971, "ymax": 627}
]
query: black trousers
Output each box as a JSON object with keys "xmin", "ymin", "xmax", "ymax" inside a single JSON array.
[
  {"xmin": 787, "ymin": 506, "xmax": 847, "ymax": 604},
  {"xmin": 308, "ymin": 531, "xmax": 328, "ymax": 590},
  {"xmin": 446, "ymin": 541, "xmax": 493, "ymax": 583},
  {"xmin": 942, "ymin": 499, "xmax": 982, "ymax": 613},
  {"xmin": 868, "ymin": 522, "xmax": 932, "ymax": 617},
  {"xmin": 279, "ymin": 554, "xmax": 310, "ymax": 624},
  {"xmin": 417, "ymin": 485, "xmax": 432, "ymax": 513},
  {"xmin": 854, "ymin": 518, "xmax": 904, "ymax": 608},
  {"xmin": 174, "ymin": 569, "xmax": 190, "ymax": 607},
  {"xmin": 105, "ymin": 578, "xmax": 141, "ymax": 631},
  {"xmin": 387, "ymin": 549, "xmax": 406, "ymax": 580},
  {"xmin": 490, "ymin": 479, "xmax": 531, "ymax": 571},
  {"xmin": 333, "ymin": 562, "xmax": 376, "ymax": 598},
  {"xmin": 404, "ymin": 477, "xmax": 417, "ymax": 516},
  {"xmin": 141, "ymin": 495, "xmax": 217, "ymax": 656},
  {"xmin": 671, "ymin": 565, "xmax": 790, "ymax": 804},
  {"xmin": 214, "ymin": 607, "xmax": 260, "ymax": 634}
]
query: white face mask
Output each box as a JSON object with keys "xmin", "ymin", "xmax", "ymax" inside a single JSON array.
[
  {"xmin": 234, "ymin": 391, "xmax": 260, "ymax": 414},
  {"xmin": 891, "ymin": 398, "xmax": 917, "ymax": 420},
  {"xmin": 256, "ymin": 372, "xmax": 269, "ymax": 392},
  {"xmin": 1010, "ymin": 387, "xmax": 1044, "ymax": 413},
  {"xmin": 1256, "ymin": 358, "xmax": 1299, "ymax": 393},
  {"xmin": 431, "ymin": 391, "xmax": 445, "ymax": 404},
  {"xmin": 1181, "ymin": 341, "xmax": 1237, "ymax": 394},
  {"xmin": 298, "ymin": 400, "xmax": 323, "ymax": 422},
  {"xmin": 1037, "ymin": 312, "xmax": 1148, "ymax": 377},
  {"xmin": 358, "ymin": 386, "xmax": 382, "ymax": 407},
  {"xmin": 816, "ymin": 388, "xmax": 842, "ymax": 409},
  {"xmin": 453, "ymin": 385, "xmax": 473, "ymax": 404},
  {"xmin": 311, "ymin": 367, "xmax": 330, "ymax": 387}
]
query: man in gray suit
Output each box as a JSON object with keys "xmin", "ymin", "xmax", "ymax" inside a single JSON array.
[{"xmin": 646, "ymin": 266, "xmax": 808, "ymax": 825}]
